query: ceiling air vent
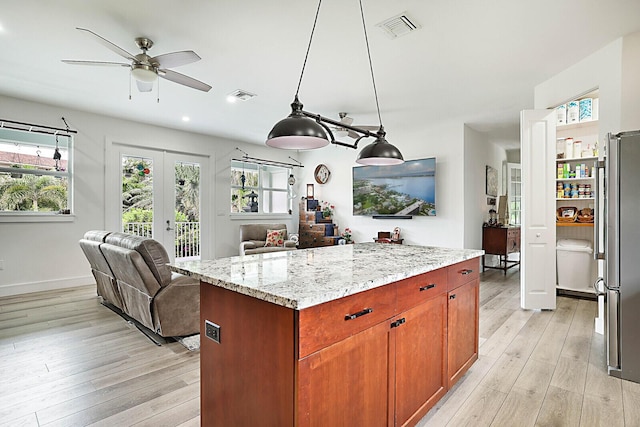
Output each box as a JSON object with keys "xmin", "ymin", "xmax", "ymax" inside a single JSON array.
[
  {"xmin": 227, "ymin": 89, "xmax": 257, "ymax": 102},
  {"xmin": 376, "ymin": 12, "xmax": 420, "ymax": 39}
]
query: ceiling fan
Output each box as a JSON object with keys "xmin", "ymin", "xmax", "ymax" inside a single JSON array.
[
  {"xmin": 62, "ymin": 27, "xmax": 211, "ymax": 93},
  {"xmin": 331, "ymin": 112, "xmax": 378, "ymax": 139}
]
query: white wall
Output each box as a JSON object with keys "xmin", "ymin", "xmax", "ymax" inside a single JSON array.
[
  {"xmin": 0, "ymin": 95, "xmax": 296, "ymax": 296},
  {"xmin": 297, "ymin": 120, "xmax": 466, "ymax": 248},
  {"xmin": 621, "ymin": 32, "xmax": 640, "ymax": 131},
  {"xmin": 463, "ymin": 126, "xmax": 507, "ymax": 250},
  {"xmin": 534, "ymin": 38, "xmax": 623, "ymax": 141}
]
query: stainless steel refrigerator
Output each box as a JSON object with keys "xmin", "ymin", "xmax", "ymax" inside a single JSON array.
[{"xmin": 596, "ymin": 130, "xmax": 640, "ymax": 383}]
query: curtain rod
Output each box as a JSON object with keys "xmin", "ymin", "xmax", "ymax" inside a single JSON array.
[
  {"xmin": 232, "ymin": 156, "xmax": 304, "ymax": 169},
  {"xmin": 0, "ymin": 118, "xmax": 78, "ymax": 137},
  {"xmin": 234, "ymin": 148, "xmax": 303, "ymax": 169}
]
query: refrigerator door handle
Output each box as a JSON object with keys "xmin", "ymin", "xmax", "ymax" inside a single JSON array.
[
  {"xmin": 594, "ymin": 159, "xmax": 606, "ymax": 260},
  {"xmin": 593, "ymin": 277, "xmax": 606, "ymax": 295}
]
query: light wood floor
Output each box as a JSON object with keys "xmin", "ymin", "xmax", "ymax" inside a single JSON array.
[{"xmin": 1, "ymin": 269, "xmax": 638, "ymax": 426}]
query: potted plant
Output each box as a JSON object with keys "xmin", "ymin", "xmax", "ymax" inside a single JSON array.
[
  {"xmin": 321, "ymin": 201, "xmax": 334, "ymax": 219},
  {"xmin": 341, "ymin": 227, "xmax": 353, "ymax": 244}
]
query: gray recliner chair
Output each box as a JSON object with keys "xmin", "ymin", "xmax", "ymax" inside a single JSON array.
[
  {"xmin": 239, "ymin": 223, "xmax": 297, "ymax": 255},
  {"xmin": 80, "ymin": 231, "xmax": 199, "ymax": 337},
  {"xmin": 79, "ymin": 230, "xmax": 124, "ymax": 310}
]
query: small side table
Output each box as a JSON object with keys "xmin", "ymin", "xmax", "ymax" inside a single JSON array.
[{"xmin": 482, "ymin": 226, "xmax": 520, "ymax": 274}]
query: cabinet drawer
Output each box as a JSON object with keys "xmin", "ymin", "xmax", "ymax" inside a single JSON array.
[
  {"xmin": 396, "ymin": 268, "xmax": 447, "ymax": 313},
  {"xmin": 298, "ymin": 284, "xmax": 396, "ymax": 358},
  {"xmin": 300, "ymin": 211, "xmax": 316, "ymax": 222},
  {"xmin": 447, "ymin": 258, "xmax": 479, "ymax": 291}
]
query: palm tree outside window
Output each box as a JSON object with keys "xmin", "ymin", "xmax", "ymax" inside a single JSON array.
[{"xmin": 0, "ymin": 128, "xmax": 72, "ymax": 214}]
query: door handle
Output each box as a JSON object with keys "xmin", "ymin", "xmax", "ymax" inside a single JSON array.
[
  {"xmin": 166, "ymin": 220, "xmax": 174, "ymax": 231},
  {"xmin": 390, "ymin": 318, "xmax": 406, "ymax": 328},
  {"xmin": 449, "ymin": 294, "xmax": 456, "ymax": 300},
  {"xmin": 461, "ymin": 269, "xmax": 473, "ymax": 275},
  {"xmin": 419, "ymin": 283, "xmax": 436, "ymax": 291}
]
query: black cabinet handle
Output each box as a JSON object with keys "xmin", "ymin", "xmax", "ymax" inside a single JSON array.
[
  {"xmin": 449, "ymin": 294, "xmax": 457, "ymax": 300},
  {"xmin": 461, "ymin": 269, "xmax": 473, "ymax": 275},
  {"xmin": 345, "ymin": 308, "xmax": 373, "ymax": 321},
  {"xmin": 390, "ymin": 318, "xmax": 406, "ymax": 328},
  {"xmin": 419, "ymin": 283, "xmax": 437, "ymax": 291}
]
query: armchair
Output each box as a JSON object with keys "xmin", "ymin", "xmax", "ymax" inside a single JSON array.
[{"xmin": 239, "ymin": 223, "xmax": 297, "ymax": 256}]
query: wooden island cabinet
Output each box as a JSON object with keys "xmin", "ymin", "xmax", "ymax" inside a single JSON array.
[{"xmin": 173, "ymin": 244, "xmax": 482, "ymax": 427}]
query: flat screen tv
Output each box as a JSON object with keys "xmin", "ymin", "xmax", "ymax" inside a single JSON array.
[{"xmin": 352, "ymin": 157, "xmax": 436, "ymax": 217}]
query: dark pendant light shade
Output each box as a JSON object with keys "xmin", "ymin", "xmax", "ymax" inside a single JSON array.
[
  {"xmin": 266, "ymin": 97, "xmax": 330, "ymax": 150},
  {"xmin": 356, "ymin": 129, "xmax": 404, "ymax": 165},
  {"xmin": 265, "ymin": 0, "xmax": 404, "ymax": 165}
]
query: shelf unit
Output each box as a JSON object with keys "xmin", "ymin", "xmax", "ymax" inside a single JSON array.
[{"xmin": 553, "ymin": 95, "xmax": 599, "ymax": 294}]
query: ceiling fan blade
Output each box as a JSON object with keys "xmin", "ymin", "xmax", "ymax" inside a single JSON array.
[
  {"xmin": 76, "ymin": 27, "xmax": 136, "ymax": 61},
  {"xmin": 151, "ymin": 51, "xmax": 201, "ymax": 68},
  {"xmin": 136, "ymin": 80, "xmax": 154, "ymax": 92},
  {"xmin": 359, "ymin": 125, "xmax": 379, "ymax": 131},
  {"xmin": 62, "ymin": 59, "xmax": 130, "ymax": 67},
  {"xmin": 158, "ymin": 69, "xmax": 211, "ymax": 92},
  {"xmin": 347, "ymin": 130, "xmax": 360, "ymax": 139}
]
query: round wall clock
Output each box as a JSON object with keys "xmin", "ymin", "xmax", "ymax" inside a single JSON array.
[{"xmin": 314, "ymin": 164, "xmax": 331, "ymax": 184}]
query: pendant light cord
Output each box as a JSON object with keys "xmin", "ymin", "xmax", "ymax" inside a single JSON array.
[
  {"xmin": 295, "ymin": 0, "xmax": 323, "ymax": 97},
  {"xmin": 359, "ymin": 0, "xmax": 383, "ymax": 127}
]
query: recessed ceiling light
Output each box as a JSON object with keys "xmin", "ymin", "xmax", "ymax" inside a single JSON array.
[
  {"xmin": 227, "ymin": 89, "xmax": 257, "ymax": 103},
  {"xmin": 182, "ymin": 116, "xmax": 190, "ymax": 122}
]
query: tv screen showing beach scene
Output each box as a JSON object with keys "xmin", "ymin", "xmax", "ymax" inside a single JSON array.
[{"xmin": 352, "ymin": 157, "xmax": 436, "ymax": 216}]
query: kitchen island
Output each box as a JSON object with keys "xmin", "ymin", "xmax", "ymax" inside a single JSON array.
[{"xmin": 172, "ymin": 243, "xmax": 483, "ymax": 427}]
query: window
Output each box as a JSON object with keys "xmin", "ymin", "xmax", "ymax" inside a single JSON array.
[
  {"xmin": 230, "ymin": 161, "xmax": 291, "ymax": 214},
  {"xmin": 0, "ymin": 128, "xmax": 72, "ymax": 215},
  {"xmin": 507, "ymin": 163, "xmax": 521, "ymax": 225}
]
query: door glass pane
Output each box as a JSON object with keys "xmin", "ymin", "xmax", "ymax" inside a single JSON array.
[
  {"xmin": 122, "ymin": 156, "xmax": 153, "ymax": 237},
  {"xmin": 175, "ymin": 162, "xmax": 201, "ymax": 260}
]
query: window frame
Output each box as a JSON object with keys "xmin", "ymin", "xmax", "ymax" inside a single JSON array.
[
  {"xmin": 229, "ymin": 160, "xmax": 292, "ymax": 218},
  {"xmin": 0, "ymin": 128, "xmax": 73, "ymax": 222}
]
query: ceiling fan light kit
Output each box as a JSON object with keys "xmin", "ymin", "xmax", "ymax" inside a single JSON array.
[
  {"xmin": 265, "ymin": 0, "xmax": 404, "ymax": 166},
  {"xmin": 131, "ymin": 64, "xmax": 157, "ymax": 83}
]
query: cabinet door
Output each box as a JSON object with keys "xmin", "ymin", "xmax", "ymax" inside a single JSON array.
[
  {"xmin": 394, "ymin": 293, "xmax": 448, "ymax": 427},
  {"xmin": 447, "ymin": 279, "xmax": 479, "ymax": 388},
  {"xmin": 297, "ymin": 320, "xmax": 391, "ymax": 427}
]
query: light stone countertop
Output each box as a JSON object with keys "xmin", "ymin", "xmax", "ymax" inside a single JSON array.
[{"xmin": 171, "ymin": 243, "xmax": 484, "ymax": 310}]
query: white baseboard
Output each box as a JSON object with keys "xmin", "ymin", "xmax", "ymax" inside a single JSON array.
[{"xmin": 0, "ymin": 275, "xmax": 94, "ymax": 297}]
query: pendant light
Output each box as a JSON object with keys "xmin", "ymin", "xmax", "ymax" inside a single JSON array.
[
  {"xmin": 266, "ymin": 1, "xmax": 329, "ymax": 150},
  {"xmin": 265, "ymin": 0, "xmax": 404, "ymax": 165}
]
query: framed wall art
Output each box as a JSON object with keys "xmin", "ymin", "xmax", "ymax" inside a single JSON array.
[{"xmin": 486, "ymin": 165, "xmax": 498, "ymax": 197}]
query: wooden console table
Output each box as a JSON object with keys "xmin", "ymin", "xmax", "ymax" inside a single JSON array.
[
  {"xmin": 374, "ymin": 238, "xmax": 403, "ymax": 244},
  {"xmin": 482, "ymin": 226, "xmax": 520, "ymax": 274}
]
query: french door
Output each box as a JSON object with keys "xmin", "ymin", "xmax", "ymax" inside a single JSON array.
[{"xmin": 106, "ymin": 143, "xmax": 211, "ymax": 262}]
